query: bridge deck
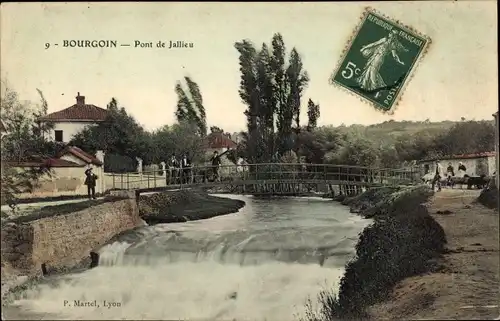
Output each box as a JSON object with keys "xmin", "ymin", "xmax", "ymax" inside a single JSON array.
[{"xmin": 105, "ymin": 163, "xmax": 420, "ymax": 193}]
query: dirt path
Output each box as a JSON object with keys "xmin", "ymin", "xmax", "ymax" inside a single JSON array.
[{"xmin": 369, "ymin": 189, "xmax": 499, "ymax": 320}]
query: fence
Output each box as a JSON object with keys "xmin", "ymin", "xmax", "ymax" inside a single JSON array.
[{"xmin": 105, "ymin": 163, "xmax": 419, "ymax": 191}]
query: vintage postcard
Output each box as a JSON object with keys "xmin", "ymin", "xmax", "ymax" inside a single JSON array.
[
  {"xmin": 331, "ymin": 7, "xmax": 431, "ymax": 113},
  {"xmin": 0, "ymin": 2, "xmax": 498, "ymax": 321}
]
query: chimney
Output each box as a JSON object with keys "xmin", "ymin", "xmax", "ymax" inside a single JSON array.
[{"xmin": 76, "ymin": 92, "xmax": 85, "ymax": 105}]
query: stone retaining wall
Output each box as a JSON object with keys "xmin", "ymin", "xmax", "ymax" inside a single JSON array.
[{"xmin": 1, "ymin": 195, "xmax": 142, "ymax": 277}]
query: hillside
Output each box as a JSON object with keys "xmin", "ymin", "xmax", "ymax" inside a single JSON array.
[{"xmin": 330, "ymin": 120, "xmax": 494, "ymax": 146}]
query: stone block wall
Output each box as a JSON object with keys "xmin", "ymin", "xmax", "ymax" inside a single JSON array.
[{"xmin": 1, "ymin": 197, "xmax": 142, "ymax": 277}]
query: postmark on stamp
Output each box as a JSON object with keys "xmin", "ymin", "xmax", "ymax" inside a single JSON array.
[{"xmin": 330, "ymin": 8, "xmax": 431, "ymax": 113}]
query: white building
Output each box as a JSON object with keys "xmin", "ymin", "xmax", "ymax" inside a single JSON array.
[
  {"xmin": 39, "ymin": 93, "xmax": 109, "ymax": 143},
  {"xmin": 418, "ymin": 152, "xmax": 496, "ymax": 178}
]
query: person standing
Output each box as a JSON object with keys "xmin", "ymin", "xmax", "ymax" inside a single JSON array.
[
  {"xmin": 168, "ymin": 153, "xmax": 179, "ymax": 185},
  {"xmin": 446, "ymin": 162, "xmax": 455, "ymax": 186},
  {"xmin": 458, "ymin": 162, "xmax": 467, "ymax": 175},
  {"xmin": 211, "ymin": 151, "xmax": 222, "ymax": 182},
  {"xmin": 84, "ymin": 166, "xmax": 98, "ymax": 199},
  {"xmin": 181, "ymin": 154, "xmax": 193, "ymax": 184},
  {"xmin": 432, "ymin": 160, "xmax": 443, "ymax": 192}
]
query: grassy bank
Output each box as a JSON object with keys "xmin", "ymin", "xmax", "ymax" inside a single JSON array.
[
  {"xmin": 476, "ymin": 186, "xmax": 499, "ymax": 209},
  {"xmin": 304, "ymin": 185, "xmax": 447, "ymax": 320},
  {"xmin": 1, "ymin": 195, "xmax": 127, "ymax": 226},
  {"xmin": 138, "ymin": 190, "xmax": 245, "ymax": 225}
]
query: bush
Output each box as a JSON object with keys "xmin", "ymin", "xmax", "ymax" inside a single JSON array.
[{"xmin": 303, "ymin": 186, "xmax": 446, "ymax": 320}]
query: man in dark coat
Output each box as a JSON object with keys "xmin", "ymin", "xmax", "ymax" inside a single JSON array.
[
  {"xmin": 211, "ymin": 151, "xmax": 222, "ymax": 182},
  {"xmin": 84, "ymin": 166, "xmax": 98, "ymax": 199}
]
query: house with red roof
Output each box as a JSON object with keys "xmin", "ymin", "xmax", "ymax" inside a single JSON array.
[
  {"xmin": 38, "ymin": 93, "xmax": 109, "ymax": 143},
  {"xmin": 204, "ymin": 132, "xmax": 237, "ymax": 154}
]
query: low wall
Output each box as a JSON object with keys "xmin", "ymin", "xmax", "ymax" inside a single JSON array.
[
  {"xmin": 1, "ymin": 194, "xmax": 142, "ymax": 278},
  {"xmin": 12, "ymin": 165, "xmax": 105, "ymax": 199}
]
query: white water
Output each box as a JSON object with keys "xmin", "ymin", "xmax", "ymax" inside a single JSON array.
[{"xmin": 6, "ymin": 195, "xmax": 371, "ymax": 321}]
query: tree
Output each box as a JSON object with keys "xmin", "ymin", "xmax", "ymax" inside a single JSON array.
[
  {"xmin": 235, "ymin": 40, "xmax": 262, "ymax": 163},
  {"xmin": 150, "ymin": 122, "xmax": 204, "ymax": 164},
  {"xmin": 107, "ymin": 98, "xmax": 118, "ymax": 111},
  {"xmin": 210, "ymin": 126, "xmax": 224, "ymax": 134},
  {"xmin": 235, "ymin": 33, "xmax": 309, "ymax": 162},
  {"xmin": 70, "ymin": 98, "xmax": 152, "ymax": 168},
  {"xmin": 174, "ymin": 77, "xmax": 207, "ymax": 136},
  {"xmin": 1, "ymin": 83, "xmax": 53, "ymax": 215},
  {"xmin": 306, "ymin": 98, "xmax": 320, "ymax": 131}
]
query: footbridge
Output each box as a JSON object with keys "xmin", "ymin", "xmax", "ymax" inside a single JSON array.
[{"xmin": 106, "ymin": 163, "xmax": 420, "ymax": 196}]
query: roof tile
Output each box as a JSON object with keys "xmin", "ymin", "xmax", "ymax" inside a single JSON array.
[
  {"xmin": 205, "ymin": 133, "xmax": 237, "ymax": 149},
  {"xmin": 58, "ymin": 146, "xmax": 103, "ymax": 166},
  {"xmin": 39, "ymin": 104, "xmax": 109, "ymax": 121}
]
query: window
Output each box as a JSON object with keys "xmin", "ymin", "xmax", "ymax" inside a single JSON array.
[{"xmin": 54, "ymin": 130, "xmax": 63, "ymax": 142}]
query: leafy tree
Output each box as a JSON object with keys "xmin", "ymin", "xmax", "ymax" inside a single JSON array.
[
  {"xmin": 107, "ymin": 98, "xmax": 118, "ymax": 111},
  {"xmin": 306, "ymin": 99, "xmax": 320, "ymax": 131},
  {"xmin": 174, "ymin": 77, "xmax": 207, "ymax": 136},
  {"xmin": 210, "ymin": 126, "xmax": 224, "ymax": 134},
  {"xmin": 235, "ymin": 33, "xmax": 310, "ymax": 162},
  {"xmin": 234, "ymin": 40, "xmax": 263, "ymax": 163},
  {"xmin": 150, "ymin": 122, "xmax": 204, "ymax": 164},
  {"xmin": 1, "ymin": 83, "xmax": 54, "ymax": 214},
  {"xmin": 70, "ymin": 98, "xmax": 152, "ymax": 166}
]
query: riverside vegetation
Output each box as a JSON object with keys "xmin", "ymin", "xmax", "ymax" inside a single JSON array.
[{"xmin": 302, "ymin": 185, "xmax": 447, "ymax": 320}]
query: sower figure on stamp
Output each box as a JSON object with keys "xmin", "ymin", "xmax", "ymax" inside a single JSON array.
[
  {"xmin": 84, "ymin": 166, "xmax": 98, "ymax": 200},
  {"xmin": 356, "ymin": 29, "xmax": 409, "ymax": 98},
  {"xmin": 432, "ymin": 160, "xmax": 443, "ymax": 192}
]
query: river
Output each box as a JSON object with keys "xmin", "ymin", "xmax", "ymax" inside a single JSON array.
[{"xmin": 5, "ymin": 194, "xmax": 371, "ymax": 321}]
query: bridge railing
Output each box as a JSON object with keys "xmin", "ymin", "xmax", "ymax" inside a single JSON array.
[{"xmin": 106, "ymin": 163, "xmax": 419, "ymax": 191}]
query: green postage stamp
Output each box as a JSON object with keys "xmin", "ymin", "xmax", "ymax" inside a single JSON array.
[{"xmin": 331, "ymin": 8, "xmax": 431, "ymax": 113}]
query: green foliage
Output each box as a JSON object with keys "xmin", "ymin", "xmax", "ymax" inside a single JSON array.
[
  {"xmin": 265, "ymin": 119, "xmax": 496, "ymax": 169},
  {"xmin": 235, "ymin": 33, "xmax": 312, "ymax": 163},
  {"xmin": 306, "ymin": 99, "xmax": 320, "ymax": 131},
  {"xmin": 70, "ymin": 99, "xmax": 152, "ymax": 163},
  {"xmin": 175, "ymin": 77, "xmax": 207, "ymax": 136},
  {"xmin": 210, "ymin": 126, "xmax": 224, "ymax": 133},
  {"xmin": 1, "ymin": 81, "xmax": 54, "ymax": 213},
  {"xmin": 149, "ymin": 122, "xmax": 204, "ymax": 164}
]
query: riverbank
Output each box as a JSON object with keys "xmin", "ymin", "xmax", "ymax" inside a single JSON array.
[
  {"xmin": 304, "ymin": 185, "xmax": 448, "ymax": 320},
  {"xmin": 138, "ymin": 189, "xmax": 245, "ymax": 225},
  {"xmin": 368, "ymin": 188, "xmax": 499, "ymax": 320},
  {"xmin": 306, "ymin": 186, "xmax": 499, "ymax": 320}
]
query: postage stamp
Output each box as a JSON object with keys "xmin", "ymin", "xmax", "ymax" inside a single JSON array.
[{"xmin": 331, "ymin": 7, "xmax": 431, "ymax": 113}]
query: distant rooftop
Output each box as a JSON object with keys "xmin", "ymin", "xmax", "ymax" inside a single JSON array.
[
  {"xmin": 57, "ymin": 145, "xmax": 103, "ymax": 166},
  {"xmin": 418, "ymin": 152, "xmax": 496, "ymax": 163},
  {"xmin": 204, "ymin": 132, "xmax": 237, "ymax": 149},
  {"xmin": 39, "ymin": 92, "xmax": 109, "ymax": 122}
]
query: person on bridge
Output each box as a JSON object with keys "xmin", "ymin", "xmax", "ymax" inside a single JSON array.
[
  {"xmin": 211, "ymin": 151, "xmax": 222, "ymax": 182},
  {"xmin": 181, "ymin": 154, "xmax": 193, "ymax": 184},
  {"xmin": 84, "ymin": 166, "xmax": 98, "ymax": 200},
  {"xmin": 168, "ymin": 153, "xmax": 179, "ymax": 185},
  {"xmin": 432, "ymin": 160, "xmax": 443, "ymax": 192}
]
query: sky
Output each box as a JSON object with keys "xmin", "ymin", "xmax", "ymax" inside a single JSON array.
[{"xmin": 1, "ymin": 1, "xmax": 498, "ymax": 133}]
